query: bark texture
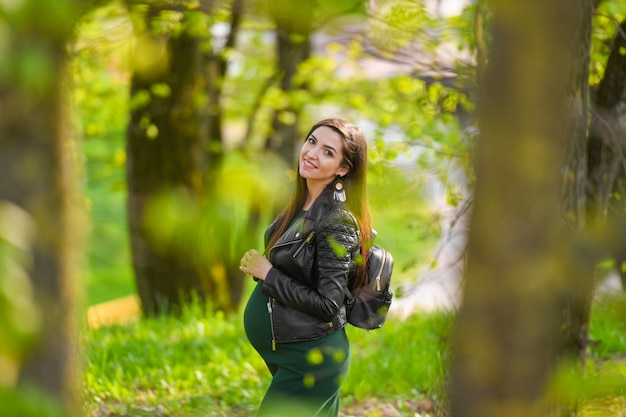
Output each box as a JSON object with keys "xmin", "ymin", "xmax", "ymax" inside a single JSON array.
[
  {"xmin": 449, "ymin": 1, "xmax": 594, "ymax": 416},
  {"xmin": 126, "ymin": 3, "xmax": 247, "ymax": 316},
  {"xmin": 127, "ymin": 22, "xmax": 209, "ymax": 315}
]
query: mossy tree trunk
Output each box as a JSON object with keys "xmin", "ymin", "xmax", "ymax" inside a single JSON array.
[
  {"xmin": 0, "ymin": 0, "xmax": 81, "ymax": 415},
  {"xmin": 126, "ymin": 2, "xmax": 247, "ymax": 316},
  {"xmin": 555, "ymin": 0, "xmax": 597, "ymax": 365},
  {"xmin": 126, "ymin": 6, "xmax": 210, "ymax": 316},
  {"xmin": 449, "ymin": 1, "xmax": 595, "ymax": 416}
]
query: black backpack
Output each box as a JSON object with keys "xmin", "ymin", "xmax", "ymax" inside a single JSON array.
[{"xmin": 345, "ymin": 244, "xmax": 394, "ymax": 330}]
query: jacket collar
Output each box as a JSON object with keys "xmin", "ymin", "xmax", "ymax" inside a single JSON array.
[
  {"xmin": 266, "ymin": 183, "xmax": 340, "ymax": 248},
  {"xmin": 302, "ymin": 183, "xmax": 338, "ymax": 227}
]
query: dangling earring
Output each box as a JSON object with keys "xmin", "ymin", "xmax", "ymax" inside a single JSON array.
[{"xmin": 334, "ymin": 175, "xmax": 346, "ymax": 202}]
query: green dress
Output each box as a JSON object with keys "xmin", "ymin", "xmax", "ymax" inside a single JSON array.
[{"xmin": 244, "ymin": 212, "xmax": 351, "ymax": 417}]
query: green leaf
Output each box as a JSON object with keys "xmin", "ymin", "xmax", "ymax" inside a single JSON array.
[{"xmin": 150, "ymin": 82, "xmax": 171, "ymax": 98}]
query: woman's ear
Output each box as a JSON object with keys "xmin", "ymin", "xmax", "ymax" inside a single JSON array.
[{"xmin": 337, "ymin": 165, "xmax": 349, "ymax": 178}]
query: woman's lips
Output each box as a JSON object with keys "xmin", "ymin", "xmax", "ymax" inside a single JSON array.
[{"xmin": 302, "ymin": 159, "xmax": 316, "ymax": 169}]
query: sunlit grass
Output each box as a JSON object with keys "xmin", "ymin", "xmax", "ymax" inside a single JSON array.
[
  {"xmin": 82, "ymin": 293, "xmax": 626, "ymax": 416},
  {"xmin": 82, "ymin": 306, "xmax": 453, "ymax": 417},
  {"xmin": 577, "ymin": 359, "xmax": 626, "ymax": 417},
  {"xmin": 344, "ymin": 312, "xmax": 452, "ymax": 401},
  {"xmin": 589, "ymin": 292, "xmax": 626, "ymax": 358},
  {"xmin": 578, "ymin": 292, "xmax": 626, "ymax": 417},
  {"xmin": 580, "ymin": 395, "xmax": 626, "ymax": 417},
  {"xmin": 82, "ymin": 305, "xmax": 263, "ymax": 416}
]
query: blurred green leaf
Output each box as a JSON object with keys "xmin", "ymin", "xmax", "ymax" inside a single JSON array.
[{"xmin": 0, "ymin": 202, "xmax": 41, "ymax": 387}]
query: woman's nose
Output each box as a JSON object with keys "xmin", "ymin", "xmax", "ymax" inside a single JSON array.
[{"xmin": 305, "ymin": 148, "xmax": 318, "ymax": 158}]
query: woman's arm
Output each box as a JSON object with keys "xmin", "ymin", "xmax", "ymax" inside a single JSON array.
[{"xmin": 260, "ymin": 209, "xmax": 359, "ymax": 321}]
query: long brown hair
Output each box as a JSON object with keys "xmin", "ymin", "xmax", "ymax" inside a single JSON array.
[{"xmin": 266, "ymin": 118, "xmax": 373, "ymax": 287}]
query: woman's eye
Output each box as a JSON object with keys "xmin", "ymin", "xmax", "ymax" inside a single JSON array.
[
  {"xmin": 324, "ymin": 150, "xmax": 333, "ymax": 157},
  {"xmin": 307, "ymin": 137, "xmax": 315, "ymax": 144}
]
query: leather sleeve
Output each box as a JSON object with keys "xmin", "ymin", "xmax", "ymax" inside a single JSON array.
[{"xmin": 261, "ymin": 208, "xmax": 359, "ymax": 321}]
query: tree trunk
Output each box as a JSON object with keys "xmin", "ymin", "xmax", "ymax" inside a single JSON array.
[
  {"xmin": 265, "ymin": 0, "xmax": 315, "ymax": 163},
  {"xmin": 126, "ymin": 3, "xmax": 250, "ymax": 315},
  {"xmin": 126, "ymin": 14, "xmax": 210, "ymax": 316},
  {"xmin": 556, "ymin": 0, "xmax": 597, "ymax": 366},
  {"xmin": 449, "ymin": 1, "xmax": 594, "ymax": 416},
  {"xmin": 0, "ymin": 1, "xmax": 80, "ymax": 415}
]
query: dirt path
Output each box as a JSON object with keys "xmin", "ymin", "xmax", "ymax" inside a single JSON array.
[{"xmin": 340, "ymin": 397, "xmax": 439, "ymax": 417}]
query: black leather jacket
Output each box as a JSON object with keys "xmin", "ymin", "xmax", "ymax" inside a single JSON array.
[{"xmin": 259, "ymin": 186, "xmax": 360, "ymax": 345}]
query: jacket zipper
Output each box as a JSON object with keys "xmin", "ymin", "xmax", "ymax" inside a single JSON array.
[
  {"xmin": 292, "ymin": 231, "xmax": 315, "ymax": 258},
  {"xmin": 265, "ymin": 234, "xmax": 305, "ymax": 352},
  {"xmin": 267, "ymin": 237, "xmax": 302, "ymax": 259},
  {"xmin": 267, "ymin": 298, "xmax": 277, "ymax": 351},
  {"xmin": 264, "ymin": 230, "xmax": 314, "ymax": 350},
  {"xmin": 374, "ymin": 249, "xmax": 387, "ymax": 291}
]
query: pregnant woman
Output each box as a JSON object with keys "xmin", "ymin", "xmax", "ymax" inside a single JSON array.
[{"xmin": 240, "ymin": 118, "xmax": 372, "ymax": 417}]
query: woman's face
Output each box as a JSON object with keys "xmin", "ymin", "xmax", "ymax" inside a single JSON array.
[{"xmin": 298, "ymin": 125, "xmax": 349, "ymax": 185}]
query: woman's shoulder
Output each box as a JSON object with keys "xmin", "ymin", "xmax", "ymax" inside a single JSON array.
[
  {"xmin": 332, "ymin": 204, "xmax": 357, "ymax": 224},
  {"xmin": 306, "ymin": 188, "xmax": 358, "ymax": 231},
  {"xmin": 319, "ymin": 203, "xmax": 358, "ymax": 233},
  {"xmin": 317, "ymin": 204, "xmax": 360, "ymax": 255}
]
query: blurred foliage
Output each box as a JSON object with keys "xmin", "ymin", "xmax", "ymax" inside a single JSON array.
[
  {"xmin": 143, "ymin": 152, "xmax": 291, "ymax": 265},
  {"xmin": 0, "ymin": 203, "xmax": 40, "ymax": 388},
  {"xmin": 0, "ymin": 385, "xmax": 67, "ymax": 417},
  {"xmin": 70, "ymin": 4, "xmax": 134, "ymax": 307},
  {"xmin": 69, "ymin": 0, "xmax": 626, "ymax": 306},
  {"xmin": 590, "ymin": 0, "xmax": 626, "ymax": 87},
  {"xmin": 1, "ymin": 0, "xmax": 81, "ymax": 413},
  {"xmin": 70, "ymin": 0, "xmax": 469, "ymax": 308},
  {"xmin": 0, "ymin": 0, "xmax": 78, "ymax": 91},
  {"xmin": 368, "ymin": 165, "xmax": 441, "ymax": 274},
  {"xmin": 71, "ymin": 3, "xmax": 132, "ymax": 139}
]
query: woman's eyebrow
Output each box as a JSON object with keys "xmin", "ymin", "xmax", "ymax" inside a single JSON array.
[{"xmin": 309, "ymin": 133, "xmax": 337, "ymax": 153}]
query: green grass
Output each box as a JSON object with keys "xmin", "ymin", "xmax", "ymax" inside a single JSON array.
[
  {"xmin": 82, "ymin": 293, "xmax": 626, "ymax": 417},
  {"xmin": 343, "ymin": 312, "xmax": 452, "ymax": 401},
  {"xmin": 81, "ymin": 305, "xmax": 453, "ymax": 417},
  {"xmin": 82, "ymin": 306, "xmax": 262, "ymax": 416},
  {"xmin": 589, "ymin": 292, "xmax": 626, "ymax": 358},
  {"xmin": 578, "ymin": 292, "xmax": 626, "ymax": 417}
]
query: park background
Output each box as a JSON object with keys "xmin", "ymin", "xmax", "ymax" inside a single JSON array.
[{"xmin": 2, "ymin": 0, "xmax": 626, "ymax": 416}]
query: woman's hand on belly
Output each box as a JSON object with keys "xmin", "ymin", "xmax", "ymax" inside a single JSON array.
[{"xmin": 240, "ymin": 249, "xmax": 273, "ymax": 280}]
